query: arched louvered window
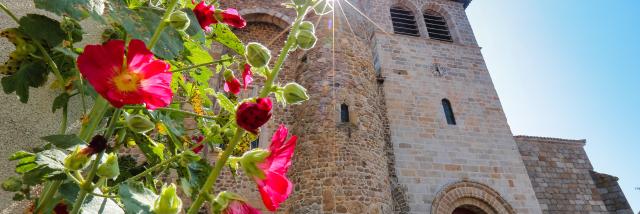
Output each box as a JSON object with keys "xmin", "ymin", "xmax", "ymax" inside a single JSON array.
[
  {"xmin": 340, "ymin": 103, "xmax": 350, "ymax": 123},
  {"xmin": 250, "ymin": 139, "xmax": 259, "ymax": 149},
  {"xmin": 442, "ymin": 99, "xmax": 456, "ymax": 125},
  {"xmin": 390, "ymin": 6, "xmax": 419, "ymax": 37},
  {"xmin": 424, "ymin": 10, "xmax": 452, "ymax": 42}
]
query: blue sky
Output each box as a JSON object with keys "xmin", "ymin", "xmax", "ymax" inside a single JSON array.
[{"xmin": 467, "ymin": 0, "xmax": 640, "ymax": 211}]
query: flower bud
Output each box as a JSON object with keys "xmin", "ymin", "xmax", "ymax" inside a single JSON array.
[
  {"xmin": 153, "ymin": 184, "xmax": 182, "ymax": 214},
  {"xmin": 212, "ymin": 191, "xmax": 260, "ymax": 214},
  {"xmin": 169, "ymin": 11, "xmax": 191, "ymax": 31},
  {"xmin": 97, "ymin": 153, "xmax": 120, "ymax": 180},
  {"xmin": 299, "ymin": 21, "xmax": 315, "ymax": 33},
  {"xmin": 126, "ymin": 114, "xmax": 155, "ymax": 133},
  {"xmin": 245, "ymin": 42, "xmax": 271, "ymax": 68},
  {"xmin": 239, "ymin": 149, "xmax": 270, "ymax": 179},
  {"xmin": 64, "ymin": 146, "xmax": 91, "ymax": 171},
  {"xmin": 295, "ymin": 30, "xmax": 317, "ymax": 50},
  {"xmin": 283, "ymin": 82, "xmax": 310, "ymax": 104},
  {"xmin": 61, "ymin": 16, "xmax": 83, "ymax": 42},
  {"xmin": 1, "ymin": 177, "xmax": 22, "ymax": 192}
]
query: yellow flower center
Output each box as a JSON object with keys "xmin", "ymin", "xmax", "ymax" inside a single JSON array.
[{"xmin": 113, "ymin": 71, "xmax": 140, "ymax": 92}]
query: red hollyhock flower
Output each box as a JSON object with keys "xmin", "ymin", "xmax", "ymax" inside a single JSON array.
[
  {"xmin": 77, "ymin": 39, "xmax": 172, "ymax": 110},
  {"xmin": 192, "ymin": 1, "xmax": 246, "ymax": 30},
  {"xmin": 220, "ymin": 8, "xmax": 246, "ymax": 28},
  {"xmin": 254, "ymin": 124, "xmax": 297, "ymax": 211},
  {"xmin": 193, "ymin": 1, "xmax": 216, "ymax": 31},
  {"xmin": 224, "ymin": 77, "xmax": 242, "ymax": 95},
  {"xmin": 53, "ymin": 201, "xmax": 69, "ymax": 214},
  {"xmin": 222, "ymin": 200, "xmax": 261, "ymax": 214},
  {"xmin": 242, "ymin": 64, "xmax": 253, "ymax": 89},
  {"xmin": 236, "ymin": 98, "xmax": 272, "ymax": 134}
]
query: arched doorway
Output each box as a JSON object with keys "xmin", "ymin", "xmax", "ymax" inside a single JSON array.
[
  {"xmin": 452, "ymin": 205, "xmax": 487, "ymax": 214},
  {"xmin": 431, "ymin": 180, "xmax": 516, "ymax": 214}
]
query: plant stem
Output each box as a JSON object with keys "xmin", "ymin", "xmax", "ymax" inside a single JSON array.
[
  {"xmin": 147, "ymin": 0, "xmax": 180, "ymax": 49},
  {"xmin": 35, "ymin": 42, "xmax": 66, "ymax": 86},
  {"xmin": 124, "ymin": 105, "xmax": 218, "ymax": 120},
  {"xmin": 259, "ymin": 6, "xmax": 311, "ymax": 98},
  {"xmin": 79, "ymin": 97, "xmax": 110, "ymax": 141},
  {"xmin": 60, "ymin": 105, "xmax": 68, "ymax": 134},
  {"xmin": 122, "ymin": 153, "xmax": 184, "ymax": 184},
  {"xmin": 186, "ymin": 128, "xmax": 244, "ymax": 214},
  {"xmin": 0, "ymin": 3, "xmax": 19, "ymax": 23},
  {"xmin": 170, "ymin": 58, "xmax": 234, "ymax": 73},
  {"xmin": 34, "ymin": 181, "xmax": 61, "ymax": 213},
  {"xmin": 70, "ymin": 109, "xmax": 121, "ymax": 214}
]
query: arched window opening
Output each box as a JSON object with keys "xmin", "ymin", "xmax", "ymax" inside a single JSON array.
[
  {"xmin": 424, "ymin": 10, "xmax": 452, "ymax": 42},
  {"xmin": 390, "ymin": 6, "xmax": 419, "ymax": 37},
  {"xmin": 442, "ymin": 99, "xmax": 456, "ymax": 125},
  {"xmin": 340, "ymin": 103, "xmax": 350, "ymax": 123}
]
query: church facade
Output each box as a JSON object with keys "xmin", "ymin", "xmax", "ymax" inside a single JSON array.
[{"xmin": 211, "ymin": 0, "xmax": 634, "ymax": 213}]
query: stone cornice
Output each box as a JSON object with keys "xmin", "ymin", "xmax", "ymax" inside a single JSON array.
[{"xmin": 514, "ymin": 135, "xmax": 587, "ymax": 146}]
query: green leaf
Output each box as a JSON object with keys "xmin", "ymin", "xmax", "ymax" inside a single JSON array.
[
  {"xmin": 41, "ymin": 134, "xmax": 86, "ymax": 149},
  {"xmin": 214, "ymin": 93, "xmax": 236, "ymax": 114},
  {"xmin": 60, "ymin": 182, "xmax": 124, "ymax": 214},
  {"xmin": 210, "ymin": 24, "xmax": 245, "ymax": 55},
  {"xmin": 134, "ymin": 134, "xmax": 165, "ymax": 164},
  {"xmin": 1, "ymin": 61, "xmax": 49, "ymax": 103},
  {"xmin": 118, "ymin": 182, "xmax": 158, "ymax": 214},
  {"xmin": 18, "ymin": 14, "xmax": 66, "ymax": 47},
  {"xmin": 52, "ymin": 93, "xmax": 70, "ymax": 113},
  {"xmin": 110, "ymin": 6, "xmax": 184, "ymax": 59},
  {"xmin": 9, "ymin": 151, "xmax": 34, "ymax": 161},
  {"xmin": 35, "ymin": 149, "xmax": 67, "ymax": 171},
  {"xmin": 34, "ymin": 0, "xmax": 105, "ymax": 20}
]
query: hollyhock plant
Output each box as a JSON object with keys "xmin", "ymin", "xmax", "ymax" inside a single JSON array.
[
  {"xmin": 254, "ymin": 124, "xmax": 298, "ymax": 211},
  {"xmin": 77, "ymin": 39, "xmax": 172, "ymax": 110},
  {"xmin": 242, "ymin": 64, "xmax": 253, "ymax": 89},
  {"xmin": 236, "ymin": 98, "xmax": 272, "ymax": 134}
]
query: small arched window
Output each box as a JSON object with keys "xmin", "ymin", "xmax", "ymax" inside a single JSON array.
[
  {"xmin": 424, "ymin": 10, "xmax": 452, "ymax": 42},
  {"xmin": 340, "ymin": 103, "xmax": 350, "ymax": 123},
  {"xmin": 442, "ymin": 99, "xmax": 456, "ymax": 125},
  {"xmin": 390, "ymin": 6, "xmax": 419, "ymax": 37},
  {"xmin": 250, "ymin": 139, "xmax": 259, "ymax": 149}
]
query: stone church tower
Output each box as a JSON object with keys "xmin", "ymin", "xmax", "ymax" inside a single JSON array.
[{"xmin": 215, "ymin": 0, "xmax": 632, "ymax": 214}]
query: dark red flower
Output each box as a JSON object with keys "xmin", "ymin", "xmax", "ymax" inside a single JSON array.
[
  {"xmin": 220, "ymin": 8, "xmax": 246, "ymax": 28},
  {"xmin": 81, "ymin": 135, "xmax": 107, "ymax": 155},
  {"xmin": 53, "ymin": 201, "xmax": 69, "ymax": 214},
  {"xmin": 236, "ymin": 98, "xmax": 272, "ymax": 134},
  {"xmin": 193, "ymin": 1, "xmax": 216, "ymax": 31},
  {"xmin": 254, "ymin": 125, "xmax": 297, "ymax": 211},
  {"xmin": 191, "ymin": 135, "xmax": 205, "ymax": 154},
  {"xmin": 242, "ymin": 64, "xmax": 253, "ymax": 89}
]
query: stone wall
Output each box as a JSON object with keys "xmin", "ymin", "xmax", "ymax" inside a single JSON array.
[
  {"xmin": 367, "ymin": 0, "xmax": 542, "ymax": 213},
  {"xmin": 514, "ymin": 136, "xmax": 611, "ymax": 213},
  {"xmin": 591, "ymin": 171, "xmax": 634, "ymax": 214}
]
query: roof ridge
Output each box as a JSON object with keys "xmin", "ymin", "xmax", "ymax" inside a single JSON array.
[{"xmin": 514, "ymin": 135, "xmax": 587, "ymax": 145}]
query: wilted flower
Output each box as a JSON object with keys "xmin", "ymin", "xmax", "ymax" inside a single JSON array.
[
  {"xmin": 77, "ymin": 39, "xmax": 172, "ymax": 110},
  {"xmin": 242, "ymin": 64, "xmax": 253, "ymax": 89},
  {"xmin": 64, "ymin": 135, "xmax": 108, "ymax": 171},
  {"xmin": 236, "ymin": 98, "xmax": 272, "ymax": 134},
  {"xmin": 191, "ymin": 135, "xmax": 205, "ymax": 154},
  {"xmin": 219, "ymin": 8, "xmax": 246, "ymax": 28}
]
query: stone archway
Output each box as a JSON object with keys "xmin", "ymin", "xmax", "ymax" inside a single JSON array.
[{"xmin": 431, "ymin": 180, "xmax": 516, "ymax": 214}]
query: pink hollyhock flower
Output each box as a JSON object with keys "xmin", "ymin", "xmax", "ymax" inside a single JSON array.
[
  {"xmin": 222, "ymin": 200, "xmax": 261, "ymax": 214},
  {"xmin": 242, "ymin": 64, "xmax": 253, "ymax": 89},
  {"xmin": 253, "ymin": 125, "xmax": 297, "ymax": 211},
  {"xmin": 77, "ymin": 39, "xmax": 172, "ymax": 110},
  {"xmin": 236, "ymin": 98, "xmax": 272, "ymax": 134},
  {"xmin": 193, "ymin": 1, "xmax": 216, "ymax": 31},
  {"xmin": 220, "ymin": 8, "xmax": 246, "ymax": 28}
]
